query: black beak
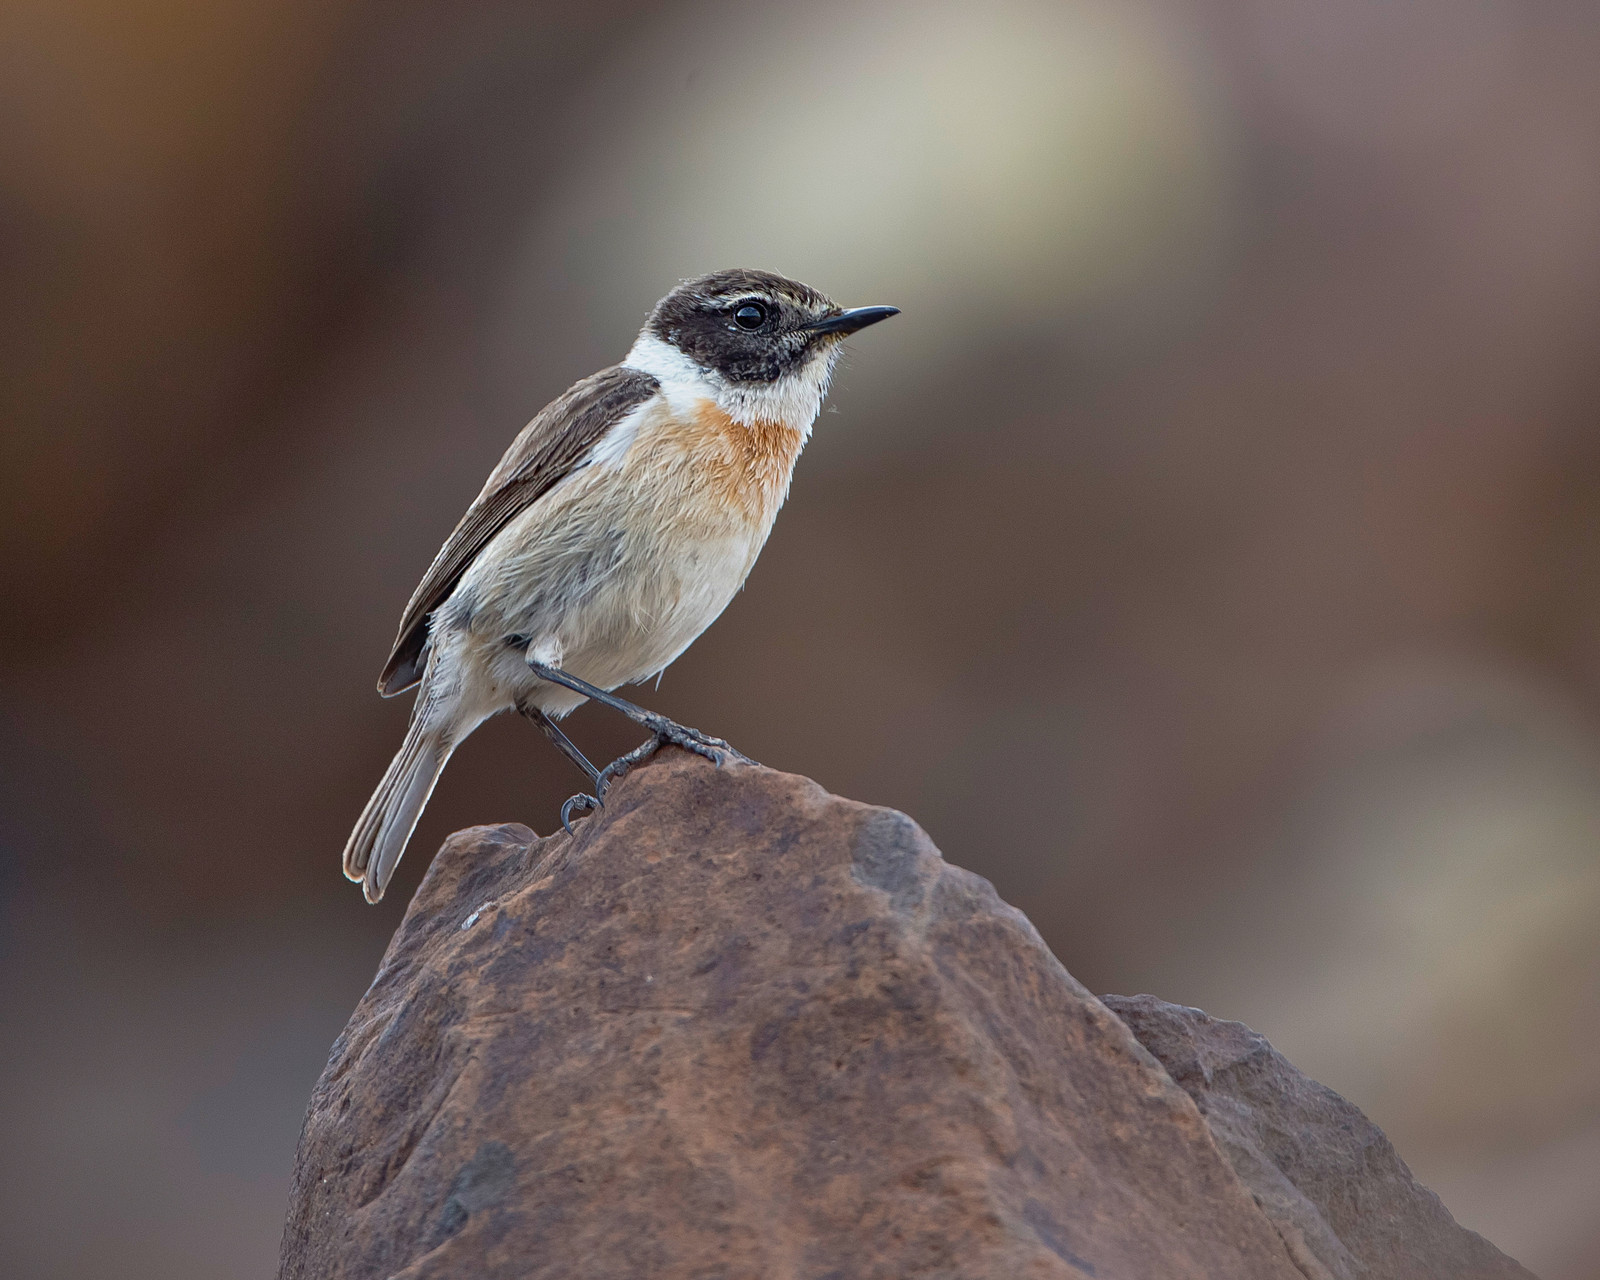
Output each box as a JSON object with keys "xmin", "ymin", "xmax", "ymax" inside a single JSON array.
[{"xmin": 803, "ymin": 305, "xmax": 900, "ymax": 336}]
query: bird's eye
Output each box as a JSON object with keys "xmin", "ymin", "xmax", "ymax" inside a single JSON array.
[{"xmin": 733, "ymin": 302, "xmax": 768, "ymax": 330}]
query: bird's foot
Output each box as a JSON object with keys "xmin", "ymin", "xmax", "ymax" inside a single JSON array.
[
  {"xmin": 641, "ymin": 714, "xmax": 743, "ymax": 766},
  {"xmin": 559, "ymin": 791, "xmax": 601, "ymax": 835},
  {"xmin": 593, "ymin": 717, "xmax": 750, "ymax": 799}
]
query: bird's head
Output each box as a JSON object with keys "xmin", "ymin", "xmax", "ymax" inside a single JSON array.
[{"xmin": 627, "ymin": 268, "xmax": 898, "ymax": 428}]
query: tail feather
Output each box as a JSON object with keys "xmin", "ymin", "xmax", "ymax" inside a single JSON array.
[{"xmin": 343, "ymin": 722, "xmax": 453, "ymax": 904}]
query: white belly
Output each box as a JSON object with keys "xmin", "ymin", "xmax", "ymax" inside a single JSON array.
[
  {"xmin": 434, "ymin": 397, "xmax": 794, "ymax": 723},
  {"xmin": 547, "ymin": 515, "xmax": 763, "ymax": 693}
]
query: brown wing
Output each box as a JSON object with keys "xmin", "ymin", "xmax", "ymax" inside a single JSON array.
[{"xmin": 377, "ymin": 364, "xmax": 660, "ymax": 696}]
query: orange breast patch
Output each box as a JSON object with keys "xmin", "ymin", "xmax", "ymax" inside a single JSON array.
[{"xmin": 657, "ymin": 400, "xmax": 806, "ymax": 520}]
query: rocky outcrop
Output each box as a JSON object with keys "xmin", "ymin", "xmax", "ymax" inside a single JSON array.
[
  {"xmin": 280, "ymin": 752, "xmax": 1532, "ymax": 1280},
  {"xmin": 1104, "ymin": 996, "xmax": 1531, "ymax": 1280}
]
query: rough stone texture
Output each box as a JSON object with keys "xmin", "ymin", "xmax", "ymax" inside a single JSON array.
[
  {"xmin": 281, "ymin": 753, "xmax": 1532, "ymax": 1280},
  {"xmin": 1102, "ymin": 996, "xmax": 1534, "ymax": 1280}
]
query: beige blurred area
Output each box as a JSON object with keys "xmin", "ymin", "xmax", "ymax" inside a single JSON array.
[{"xmin": 2, "ymin": 0, "xmax": 1599, "ymax": 1275}]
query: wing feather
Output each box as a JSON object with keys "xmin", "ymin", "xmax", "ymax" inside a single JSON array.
[{"xmin": 378, "ymin": 364, "xmax": 660, "ymax": 695}]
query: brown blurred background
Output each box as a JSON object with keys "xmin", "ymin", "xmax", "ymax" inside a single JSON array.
[{"xmin": 3, "ymin": 0, "xmax": 1599, "ymax": 1275}]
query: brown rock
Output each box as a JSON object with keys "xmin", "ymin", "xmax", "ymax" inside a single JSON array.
[
  {"xmin": 1102, "ymin": 995, "xmax": 1534, "ymax": 1280},
  {"xmin": 279, "ymin": 753, "xmax": 1528, "ymax": 1279}
]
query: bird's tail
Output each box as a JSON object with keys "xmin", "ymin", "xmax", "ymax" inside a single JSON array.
[{"xmin": 342, "ymin": 718, "xmax": 454, "ymax": 904}]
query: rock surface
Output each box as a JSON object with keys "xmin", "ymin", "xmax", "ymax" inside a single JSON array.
[
  {"xmin": 1102, "ymin": 996, "xmax": 1532, "ymax": 1280},
  {"xmin": 281, "ymin": 753, "xmax": 1532, "ymax": 1280}
]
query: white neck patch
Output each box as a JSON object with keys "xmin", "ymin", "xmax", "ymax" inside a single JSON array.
[{"xmin": 623, "ymin": 330, "xmax": 837, "ymax": 436}]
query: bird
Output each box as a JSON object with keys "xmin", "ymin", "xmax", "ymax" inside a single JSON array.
[{"xmin": 342, "ymin": 268, "xmax": 898, "ymax": 902}]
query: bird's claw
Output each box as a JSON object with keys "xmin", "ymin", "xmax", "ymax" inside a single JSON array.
[
  {"xmin": 589, "ymin": 722, "xmax": 749, "ymax": 806},
  {"xmin": 556, "ymin": 720, "xmax": 748, "ymax": 836},
  {"xmin": 593, "ymin": 757, "xmax": 632, "ymax": 801},
  {"xmin": 591, "ymin": 733, "xmax": 666, "ymax": 800},
  {"xmin": 642, "ymin": 717, "xmax": 742, "ymax": 767},
  {"xmin": 560, "ymin": 791, "xmax": 600, "ymax": 834}
]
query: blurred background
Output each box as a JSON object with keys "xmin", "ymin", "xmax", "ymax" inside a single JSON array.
[{"xmin": 2, "ymin": 0, "xmax": 1598, "ymax": 1275}]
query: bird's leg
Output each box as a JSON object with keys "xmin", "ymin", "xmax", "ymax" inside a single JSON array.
[
  {"xmin": 524, "ymin": 659, "xmax": 750, "ymax": 792},
  {"xmin": 517, "ymin": 702, "xmax": 604, "ymax": 834},
  {"xmin": 518, "ymin": 703, "xmax": 601, "ymax": 785}
]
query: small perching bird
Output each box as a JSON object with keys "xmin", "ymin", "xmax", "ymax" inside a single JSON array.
[{"xmin": 343, "ymin": 268, "xmax": 898, "ymax": 902}]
